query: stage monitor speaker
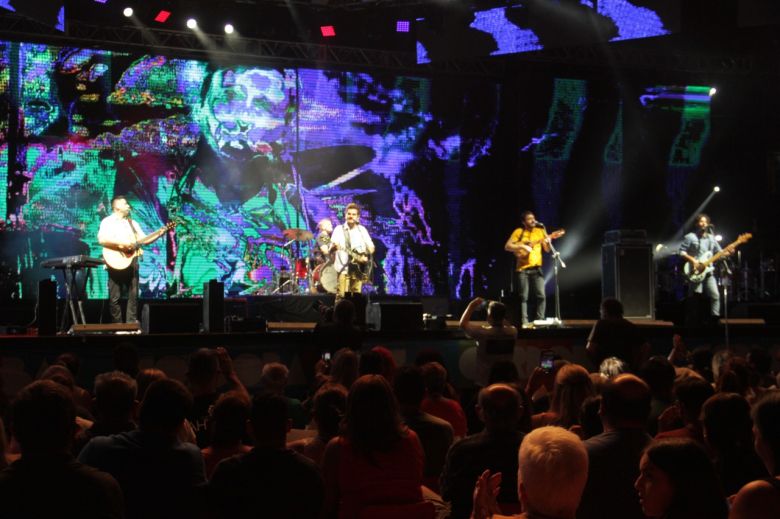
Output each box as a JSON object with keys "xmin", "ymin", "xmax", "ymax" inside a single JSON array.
[
  {"xmin": 203, "ymin": 280, "xmax": 225, "ymax": 333},
  {"xmin": 602, "ymin": 243, "xmax": 654, "ymax": 319},
  {"xmin": 37, "ymin": 279, "xmax": 57, "ymax": 336},
  {"xmin": 366, "ymin": 302, "xmax": 423, "ymax": 331},
  {"xmin": 141, "ymin": 303, "xmax": 201, "ymax": 334}
]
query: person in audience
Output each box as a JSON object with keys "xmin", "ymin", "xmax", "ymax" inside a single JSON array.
[
  {"xmin": 259, "ymin": 362, "xmax": 308, "ymax": 428},
  {"xmin": 136, "ymin": 368, "xmax": 167, "ymax": 401},
  {"xmin": 701, "ymin": 392, "xmax": 767, "ymax": 496},
  {"xmin": 0, "ymin": 380, "xmax": 123, "ymax": 518},
  {"xmin": 729, "ymin": 391, "xmax": 780, "ymax": 519},
  {"xmin": 328, "ymin": 348, "xmax": 359, "ymax": 390},
  {"xmin": 421, "ymin": 361, "xmax": 468, "ymax": 438},
  {"xmin": 393, "ymin": 365, "xmax": 454, "ymax": 491},
  {"xmin": 186, "ymin": 346, "xmax": 248, "ymax": 447},
  {"xmin": 208, "ymin": 393, "xmax": 324, "ymax": 518},
  {"xmin": 38, "ymin": 364, "xmax": 94, "ymax": 435},
  {"xmin": 467, "ymin": 360, "xmax": 532, "ymax": 435},
  {"xmin": 747, "ymin": 347, "xmax": 776, "ymax": 390},
  {"xmin": 471, "ymin": 426, "xmax": 589, "ymax": 519},
  {"xmin": 441, "ymin": 384, "xmax": 524, "ymax": 519},
  {"xmin": 460, "ymin": 297, "xmax": 518, "ymax": 387},
  {"xmin": 634, "ymin": 438, "xmax": 727, "ymax": 519},
  {"xmin": 288, "ymin": 383, "xmax": 347, "ymax": 465},
  {"xmin": 598, "ymin": 356, "xmax": 628, "ymax": 379},
  {"xmin": 370, "ymin": 346, "xmax": 398, "ymax": 382},
  {"xmin": 321, "ymin": 374, "xmax": 424, "ymax": 519},
  {"xmin": 577, "ymin": 374, "xmax": 653, "ymax": 519},
  {"xmin": 313, "ymin": 298, "xmax": 364, "ymax": 352},
  {"xmin": 716, "ymin": 357, "xmax": 753, "ymax": 400},
  {"xmin": 201, "ymin": 390, "xmax": 252, "ymax": 479},
  {"xmin": 586, "ymin": 298, "xmax": 649, "ymax": 372},
  {"xmin": 415, "ymin": 348, "xmax": 458, "ymax": 400},
  {"xmin": 577, "ymin": 396, "xmax": 603, "ymax": 440},
  {"xmin": 75, "ymin": 370, "xmax": 138, "ymax": 455},
  {"xmin": 531, "ymin": 363, "xmax": 593, "ymax": 430},
  {"xmin": 54, "ymin": 352, "xmax": 93, "ymax": 412},
  {"xmin": 78, "ymin": 379, "xmax": 207, "ymax": 519},
  {"xmin": 639, "ymin": 356, "xmax": 676, "ymax": 436},
  {"xmin": 656, "ymin": 376, "xmax": 714, "ymax": 443}
]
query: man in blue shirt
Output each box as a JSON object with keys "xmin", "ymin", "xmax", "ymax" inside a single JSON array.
[{"xmin": 679, "ymin": 214, "xmax": 723, "ymax": 320}]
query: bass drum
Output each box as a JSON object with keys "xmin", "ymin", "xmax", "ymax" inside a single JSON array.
[{"xmin": 313, "ymin": 263, "xmax": 338, "ymax": 294}]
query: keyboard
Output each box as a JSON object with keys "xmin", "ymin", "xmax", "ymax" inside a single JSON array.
[{"xmin": 41, "ymin": 255, "xmax": 105, "ymax": 269}]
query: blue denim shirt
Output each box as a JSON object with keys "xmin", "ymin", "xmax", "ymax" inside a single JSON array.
[{"xmin": 679, "ymin": 231, "xmax": 722, "ymax": 259}]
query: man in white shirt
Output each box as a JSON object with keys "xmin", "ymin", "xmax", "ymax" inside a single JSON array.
[
  {"xmin": 329, "ymin": 203, "xmax": 375, "ymax": 297},
  {"xmin": 98, "ymin": 195, "xmax": 146, "ymax": 323}
]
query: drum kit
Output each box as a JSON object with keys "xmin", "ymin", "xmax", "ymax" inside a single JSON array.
[{"xmin": 265, "ymin": 228, "xmax": 339, "ymax": 295}]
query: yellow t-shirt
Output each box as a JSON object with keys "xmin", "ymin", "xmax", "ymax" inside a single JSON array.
[{"xmin": 508, "ymin": 227, "xmax": 546, "ymax": 271}]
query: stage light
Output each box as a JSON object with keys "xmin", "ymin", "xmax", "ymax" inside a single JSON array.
[
  {"xmin": 154, "ymin": 10, "xmax": 171, "ymax": 23},
  {"xmin": 709, "ymin": 87, "xmax": 717, "ymax": 96},
  {"xmin": 320, "ymin": 25, "xmax": 335, "ymax": 37},
  {"xmin": 123, "ymin": 7, "xmax": 133, "ymax": 17},
  {"xmin": 715, "ymin": 235, "xmax": 723, "ymax": 242},
  {"xmin": 186, "ymin": 18, "xmax": 197, "ymax": 29},
  {"xmin": 224, "ymin": 23, "xmax": 234, "ymax": 34},
  {"xmin": 94, "ymin": 0, "xmax": 109, "ymax": 3},
  {"xmin": 655, "ymin": 243, "xmax": 664, "ymax": 252},
  {"xmin": 713, "ymin": 186, "xmax": 720, "ymax": 193},
  {"xmin": 396, "ymin": 20, "xmax": 410, "ymax": 33}
]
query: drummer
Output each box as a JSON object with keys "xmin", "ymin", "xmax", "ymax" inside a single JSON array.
[{"xmin": 315, "ymin": 218, "xmax": 334, "ymax": 263}]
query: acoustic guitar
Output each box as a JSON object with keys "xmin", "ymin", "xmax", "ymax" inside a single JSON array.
[
  {"xmin": 102, "ymin": 221, "xmax": 177, "ymax": 270},
  {"xmin": 513, "ymin": 229, "xmax": 566, "ymax": 259}
]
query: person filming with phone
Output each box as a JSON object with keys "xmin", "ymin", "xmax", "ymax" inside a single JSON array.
[{"xmin": 460, "ymin": 297, "xmax": 518, "ymax": 387}]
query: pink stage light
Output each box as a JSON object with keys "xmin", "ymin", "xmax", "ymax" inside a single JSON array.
[
  {"xmin": 320, "ymin": 25, "xmax": 336, "ymax": 37},
  {"xmin": 154, "ymin": 10, "xmax": 171, "ymax": 23},
  {"xmin": 396, "ymin": 20, "xmax": 410, "ymax": 33}
]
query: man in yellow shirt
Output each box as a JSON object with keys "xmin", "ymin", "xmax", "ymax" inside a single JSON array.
[{"xmin": 504, "ymin": 211, "xmax": 550, "ymax": 327}]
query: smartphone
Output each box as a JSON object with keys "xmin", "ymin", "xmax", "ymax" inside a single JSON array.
[
  {"xmin": 540, "ymin": 350, "xmax": 555, "ymax": 373},
  {"xmin": 322, "ymin": 352, "xmax": 332, "ymax": 362}
]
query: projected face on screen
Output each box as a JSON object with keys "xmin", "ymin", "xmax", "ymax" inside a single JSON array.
[
  {"xmin": 0, "ymin": 41, "xmax": 465, "ymax": 299},
  {"xmin": 198, "ymin": 68, "xmax": 293, "ymax": 162}
]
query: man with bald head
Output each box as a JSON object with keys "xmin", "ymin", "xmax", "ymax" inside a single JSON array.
[
  {"xmin": 576, "ymin": 374, "xmax": 652, "ymax": 519},
  {"xmin": 441, "ymin": 384, "xmax": 524, "ymax": 519}
]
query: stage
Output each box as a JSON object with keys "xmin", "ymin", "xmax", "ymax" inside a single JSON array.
[{"xmin": 1, "ymin": 294, "xmax": 778, "ymax": 400}]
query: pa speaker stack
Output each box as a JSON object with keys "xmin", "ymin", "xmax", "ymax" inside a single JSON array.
[{"xmin": 602, "ymin": 230, "xmax": 654, "ymax": 319}]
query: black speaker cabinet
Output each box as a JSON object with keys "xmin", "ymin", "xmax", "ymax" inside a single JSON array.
[
  {"xmin": 37, "ymin": 279, "xmax": 57, "ymax": 336},
  {"xmin": 602, "ymin": 243, "xmax": 655, "ymax": 319},
  {"xmin": 141, "ymin": 302, "xmax": 201, "ymax": 334},
  {"xmin": 203, "ymin": 280, "xmax": 225, "ymax": 333},
  {"xmin": 366, "ymin": 302, "xmax": 423, "ymax": 331}
]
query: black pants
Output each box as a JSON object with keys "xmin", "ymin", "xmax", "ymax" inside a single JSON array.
[{"xmin": 108, "ymin": 259, "xmax": 139, "ymax": 323}]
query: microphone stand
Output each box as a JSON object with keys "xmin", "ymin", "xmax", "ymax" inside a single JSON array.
[{"xmin": 544, "ymin": 227, "xmax": 566, "ymax": 327}]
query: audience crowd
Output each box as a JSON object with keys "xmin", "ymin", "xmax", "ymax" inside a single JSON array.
[{"xmin": 0, "ymin": 297, "xmax": 779, "ymax": 519}]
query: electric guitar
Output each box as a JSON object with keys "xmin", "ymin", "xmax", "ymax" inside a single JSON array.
[
  {"xmin": 513, "ymin": 229, "xmax": 566, "ymax": 260},
  {"xmin": 102, "ymin": 221, "xmax": 177, "ymax": 270},
  {"xmin": 683, "ymin": 233, "xmax": 752, "ymax": 283}
]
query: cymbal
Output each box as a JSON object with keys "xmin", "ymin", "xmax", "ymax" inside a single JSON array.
[{"xmin": 282, "ymin": 228, "xmax": 314, "ymax": 241}]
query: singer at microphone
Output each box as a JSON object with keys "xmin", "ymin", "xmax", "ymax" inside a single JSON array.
[{"xmin": 504, "ymin": 210, "xmax": 551, "ymax": 327}]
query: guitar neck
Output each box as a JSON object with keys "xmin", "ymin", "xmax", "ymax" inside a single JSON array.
[{"xmin": 703, "ymin": 241, "xmax": 738, "ymax": 267}]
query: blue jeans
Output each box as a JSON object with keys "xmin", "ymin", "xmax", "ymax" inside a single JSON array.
[
  {"xmin": 517, "ymin": 268, "xmax": 546, "ymax": 324},
  {"xmin": 689, "ymin": 273, "xmax": 720, "ymax": 317}
]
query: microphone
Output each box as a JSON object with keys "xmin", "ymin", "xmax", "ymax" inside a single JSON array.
[{"xmin": 534, "ymin": 222, "xmax": 545, "ymax": 228}]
